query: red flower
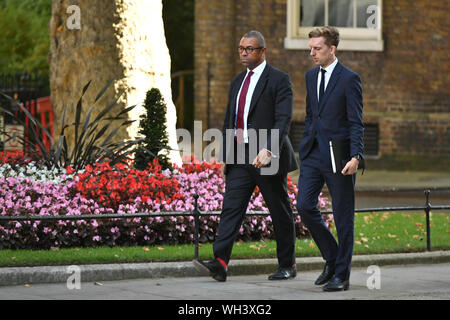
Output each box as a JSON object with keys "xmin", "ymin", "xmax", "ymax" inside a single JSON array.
[
  {"xmin": 66, "ymin": 166, "xmax": 74, "ymax": 175},
  {"xmin": 73, "ymin": 159, "xmax": 182, "ymax": 211}
]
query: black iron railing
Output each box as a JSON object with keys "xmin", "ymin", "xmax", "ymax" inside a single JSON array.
[
  {"xmin": 0, "ymin": 190, "xmax": 449, "ymax": 257},
  {"xmin": 0, "ymin": 72, "xmax": 51, "ymax": 152}
]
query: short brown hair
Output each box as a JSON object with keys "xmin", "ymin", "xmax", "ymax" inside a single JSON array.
[{"xmin": 308, "ymin": 26, "xmax": 340, "ymax": 48}]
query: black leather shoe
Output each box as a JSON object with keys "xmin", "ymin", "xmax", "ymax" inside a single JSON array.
[
  {"xmin": 315, "ymin": 262, "xmax": 335, "ymax": 285},
  {"xmin": 193, "ymin": 259, "xmax": 227, "ymax": 282},
  {"xmin": 268, "ymin": 266, "xmax": 297, "ymax": 280},
  {"xmin": 323, "ymin": 275, "xmax": 349, "ymax": 291}
]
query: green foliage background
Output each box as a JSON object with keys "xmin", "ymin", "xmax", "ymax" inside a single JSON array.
[
  {"xmin": 0, "ymin": 0, "xmax": 195, "ymax": 126},
  {"xmin": 0, "ymin": 0, "xmax": 52, "ymax": 78}
]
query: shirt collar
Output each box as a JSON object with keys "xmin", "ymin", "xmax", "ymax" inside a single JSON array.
[
  {"xmin": 248, "ymin": 60, "xmax": 266, "ymax": 76},
  {"xmin": 321, "ymin": 57, "xmax": 338, "ymax": 74}
]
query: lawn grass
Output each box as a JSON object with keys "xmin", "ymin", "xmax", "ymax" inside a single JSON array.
[{"xmin": 0, "ymin": 212, "xmax": 448, "ymax": 267}]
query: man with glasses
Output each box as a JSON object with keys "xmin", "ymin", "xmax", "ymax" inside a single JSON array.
[{"xmin": 193, "ymin": 30, "xmax": 298, "ymax": 282}]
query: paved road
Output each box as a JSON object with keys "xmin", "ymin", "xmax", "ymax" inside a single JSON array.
[{"xmin": 1, "ymin": 263, "xmax": 449, "ymax": 301}]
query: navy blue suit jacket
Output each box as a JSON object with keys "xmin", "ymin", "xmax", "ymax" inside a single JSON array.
[{"xmin": 298, "ymin": 61, "xmax": 364, "ymax": 164}]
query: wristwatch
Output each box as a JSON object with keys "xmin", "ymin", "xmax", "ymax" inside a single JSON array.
[{"xmin": 352, "ymin": 154, "xmax": 361, "ymax": 161}]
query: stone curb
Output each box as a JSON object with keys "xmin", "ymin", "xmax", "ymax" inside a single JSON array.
[{"xmin": 0, "ymin": 251, "xmax": 449, "ymax": 287}]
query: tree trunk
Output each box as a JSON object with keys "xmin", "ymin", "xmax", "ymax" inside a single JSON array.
[{"xmin": 49, "ymin": 0, "xmax": 181, "ymax": 165}]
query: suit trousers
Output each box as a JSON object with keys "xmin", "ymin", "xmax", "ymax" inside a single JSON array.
[
  {"xmin": 296, "ymin": 141, "xmax": 356, "ymax": 280},
  {"xmin": 213, "ymin": 144, "xmax": 296, "ymax": 268}
]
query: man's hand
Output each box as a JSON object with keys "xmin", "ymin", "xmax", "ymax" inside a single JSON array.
[
  {"xmin": 252, "ymin": 148, "xmax": 272, "ymax": 168},
  {"xmin": 341, "ymin": 157, "xmax": 359, "ymax": 175}
]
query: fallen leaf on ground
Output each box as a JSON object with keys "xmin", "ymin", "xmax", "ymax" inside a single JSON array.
[{"xmin": 388, "ymin": 233, "xmax": 397, "ymax": 238}]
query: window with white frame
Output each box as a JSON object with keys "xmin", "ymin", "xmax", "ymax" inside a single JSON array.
[{"xmin": 285, "ymin": 0, "xmax": 383, "ymax": 51}]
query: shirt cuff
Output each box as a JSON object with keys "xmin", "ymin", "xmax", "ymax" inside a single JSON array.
[{"xmin": 264, "ymin": 148, "xmax": 278, "ymax": 159}]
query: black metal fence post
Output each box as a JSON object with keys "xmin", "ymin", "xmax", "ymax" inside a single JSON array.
[
  {"xmin": 425, "ymin": 190, "xmax": 431, "ymax": 251},
  {"xmin": 193, "ymin": 194, "xmax": 200, "ymax": 260}
]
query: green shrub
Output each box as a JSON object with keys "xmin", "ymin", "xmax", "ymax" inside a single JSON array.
[{"xmin": 134, "ymin": 88, "xmax": 171, "ymax": 170}]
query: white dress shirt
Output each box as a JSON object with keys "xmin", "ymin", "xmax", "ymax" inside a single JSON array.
[
  {"xmin": 317, "ymin": 57, "xmax": 338, "ymax": 102},
  {"xmin": 235, "ymin": 60, "xmax": 267, "ymax": 143}
]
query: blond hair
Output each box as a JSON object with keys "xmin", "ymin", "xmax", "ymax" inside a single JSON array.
[{"xmin": 308, "ymin": 26, "xmax": 340, "ymax": 48}]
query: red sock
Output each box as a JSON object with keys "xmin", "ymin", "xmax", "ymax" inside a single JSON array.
[{"xmin": 216, "ymin": 257, "xmax": 228, "ymax": 271}]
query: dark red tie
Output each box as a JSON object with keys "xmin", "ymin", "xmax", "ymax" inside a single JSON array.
[{"xmin": 236, "ymin": 70, "xmax": 253, "ymax": 143}]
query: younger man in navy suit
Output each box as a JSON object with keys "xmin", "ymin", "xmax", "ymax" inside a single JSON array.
[{"xmin": 297, "ymin": 26, "xmax": 364, "ymax": 291}]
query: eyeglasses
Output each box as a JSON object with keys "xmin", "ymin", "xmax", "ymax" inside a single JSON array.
[{"xmin": 238, "ymin": 46, "xmax": 263, "ymax": 54}]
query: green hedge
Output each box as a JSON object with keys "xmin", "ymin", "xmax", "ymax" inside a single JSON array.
[{"xmin": 0, "ymin": 0, "xmax": 51, "ymax": 77}]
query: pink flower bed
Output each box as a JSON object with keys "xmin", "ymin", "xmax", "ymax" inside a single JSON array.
[{"xmin": 0, "ymin": 156, "xmax": 332, "ymax": 249}]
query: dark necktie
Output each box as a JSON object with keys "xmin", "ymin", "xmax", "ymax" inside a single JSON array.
[
  {"xmin": 236, "ymin": 70, "xmax": 253, "ymax": 143},
  {"xmin": 319, "ymin": 68, "xmax": 326, "ymax": 102}
]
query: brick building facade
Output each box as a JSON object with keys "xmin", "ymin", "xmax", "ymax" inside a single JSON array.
[{"xmin": 194, "ymin": 0, "xmax": 449, "ymax": 163}]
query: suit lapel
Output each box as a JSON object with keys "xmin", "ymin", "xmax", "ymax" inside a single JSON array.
[
  {"xmin": 310, "ymin": 67, "xmax": 320, "ymax": 113},
  {"xmin": 318, "ymin": 62, "xmax": 343, "ymax": 114},
  {"xmin": 247, "ymin": 64, "xmax": 270, "ymax": 117}
]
